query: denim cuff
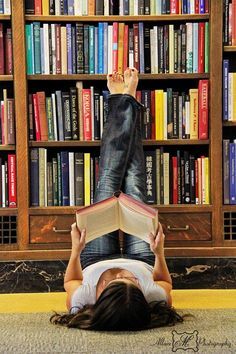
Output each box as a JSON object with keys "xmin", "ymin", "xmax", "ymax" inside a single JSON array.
[{"xmin": 108, "ymin": 93, "xmax": 145, "ymax": 110}]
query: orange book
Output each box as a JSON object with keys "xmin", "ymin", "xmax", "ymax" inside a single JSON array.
[
  {"xmin": 36, "ymin": 92, "xmax": 48, "ymax": 141},
  {"xmin": 34, "ymin": 0, "xmax": 42, "ymax": 15},
  {"xmin": 88, "ymin": 0, "xmax": 95, "ymax": 15},
  {"xmin": 76, "ymin": 191, "xmax": 158, "ymax": 243},
  {"xmin": 118, "ymin": 23, "xmax": 125, "ymax": 73},
  {"xmin": 32, "ymin": 94, "xmax": 41, "ymax": 141}
]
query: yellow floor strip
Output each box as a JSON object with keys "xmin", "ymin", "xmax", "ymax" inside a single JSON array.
[{"xmin": 0, "ymin": 290, "xmax": 235, "ymax": 313}]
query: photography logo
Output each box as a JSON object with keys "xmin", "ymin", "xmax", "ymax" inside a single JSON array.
[{"xmin": 172, "ymin": 330, "xmax": 199, "ymax": 352}]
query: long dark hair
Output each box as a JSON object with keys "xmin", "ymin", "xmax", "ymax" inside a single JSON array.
[{"xmin": 50, "ymin": 281, "xmax": 185, "ymax": 331}]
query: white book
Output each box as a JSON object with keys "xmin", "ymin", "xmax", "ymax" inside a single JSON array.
[
  {"xmin": 190, "ymin": 0, "xmax": 195, "ymax": 14},
  {"xmin": 163, "ymin": 92, "xmax": 167, "ymax": 140},
  {"xmin": 163, "ymin": 153, "xmax": 169, "ymax": 205},
  {"xmin": 51, "ymin": 93, "xmax": 58, "ymax": 141},
  {"xmin": 150, "ymin": 0, "xmax": 156, "ymax": 15},
  {"xmin": 55, "ymin": 0, "xmax": 61, "ymax": 15},
  {"xmin": 229, "ymin": 73, "xmax": 232, "ymax": 121},
  {"xmin": 40, "ymin": 29, "xmax": 44, "ymax": 74},
  {"xmin": 100, "ymin": 95, "xmax": 104, "ymax": 137},
  {"xmin": 153, "ymin": 26, "xmax": 158, "ymax": 74},
  {"xmin": 169, "ymin": 24, "xmax": 174, "ymax": 74},
  {"xmin": 43, "ymin": 23, "xmax": 50, "ymax": 75},
  {"xmin": 61, "ymin": 26, "xmax": 67, "ymax": 74},
  {"xmin": 104, "ymin": 0, "xmax": 109, "ymax": 15},
  {"xmin": 185, "ymin": 100, "xmax": 190, "ymax": 137},
  {"xmin": 3, "ymin": 89, "xmax": 8, "ymax": 145},
  {"xmin": 120, "ymin": 0, "xmax": 124, "ymax": 15},
  {"xmin": 134, "ymin": 0, "xmax": 138, "ymax": 15},
  {"xmin": 150, "ymin": 29, "xmax": 154, "ymax": 74},
  {"xmin": 51, "ymin": 24, "xmax": 57, "ymax": 75},
  {"xmin": 69, "ymin": 152, "xmax": 75, "ymax": 206},
  {"xmin": 3, "ymin": 0, "xmax": 11, "ymax": 14},
  {"xmin": 108, "ymin": 25, "xmax": 113, "ymax": 74},
  {"xmin": 2, "ymin": 165, "xmax": 5, "ymax": 207},
  {"xmin": 90, "ymin": 86, "xmax": 95, "ymax": 140},
  {"xmin": 156, "ymin": 0, "xmax": 161, "ymax": 14},
  {"xmin": 186, "ymin": 23, "xmax": 193, "ymax": 73}
]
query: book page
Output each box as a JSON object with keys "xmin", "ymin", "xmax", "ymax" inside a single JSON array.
[
  {"xmin": 119, "ymin": 202, "xmax": 158, "ymax": 243},
  {"xmin": 76, "ymin": 200, "xmax": 119, "ymax": 243},
  {"xmin": 119, "ymin": 193, "xmax": 157, "ymax": 217}
]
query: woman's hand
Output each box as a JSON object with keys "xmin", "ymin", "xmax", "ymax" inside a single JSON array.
[
  {"xmin": 71, "ymin": 222, "xmax": 86, "ymax": 255},
  {"xmin": 149, "ymin": 222, "xmax": 165, "ymax": 256}
]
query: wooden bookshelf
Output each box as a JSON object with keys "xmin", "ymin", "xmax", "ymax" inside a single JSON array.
[
  {"xmin": 224, "ymin": 46, "xmax": 236, "ymax": 52},
  {"xmin": 1, "ymin": 0, "xmax": 235, "ymax": 260},
  {"xmin": 0, "ymin": 75, "xmax": 13, "ymax": 81}
]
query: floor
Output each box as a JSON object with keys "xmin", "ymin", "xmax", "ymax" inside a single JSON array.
[{"xmin": 1, "ymin": 289, "xmax": 236, "ymax": 313}]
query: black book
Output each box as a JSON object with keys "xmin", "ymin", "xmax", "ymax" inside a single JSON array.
[
  {"xmin": 25, "ymin": 0, "xmax": 35, "ymax": 14},
  {"xmin": 123, "ymin": 0, "xmax": 129, "ymax": 15},
  {"xmin": 71, "ymin": 26, "xmax": 76, "ymax": 74},
  {"xmin": 181, "ymin": 24, "xmax": 186, "ymax": 73},
  {"xmin": 57, "ymin": 152, "xmax": 62, "ymax": 206},
  {"xmin": 141, "ymin": 90, "xmax": 152, "ymax": 139},
  {"xmin": 185, "ymin": 94, "xmax": 190, "ymax": 139},
  {"xmin": 83, "ymin": 24, "xmax": 89, "ymax": 74},
  {"xmin": 28, "ymin": 94, "xmax": 34, "ymax": 140},
  {"xmin": 75, "ymin": 152, "xmax": 84, "ymax": 206},
  {"xmin": 52, "ymin": 157, "xmax": 58, "ymax": 206},
  {"xmin": 180, "ymin": 154, "xmax": 185, "ymax": 204},
  {"xmin": 166, "ymin": 0, "xmax": 170, "ymax": 14},
  {"xmin": 164, "ymin": 25, "xmax": 169, "ymax": 73},
  {"xmin": 138, "ymin": 0, "xmax": 145, "ymax": 14},
  {"xmin": 60, "ymin": 0, "xmax": 64, "ymax": 14},
  {"xmin": 181, "ymin": 92, "xmax": 186, "ymax": 139},
  {"xmin": 223, "ymin": 0, "xmax": 229, "ymax": 45},
  {"xmin": 145, "ymin": 150, "xmax": 156, "ymax": 204},
  {"xmin": 94, "ymin": 92, "xmax": 101, "ymax": 140},
  {"xmin": 174, "ymin": 29, "xmax": 178, "ymax": 73},
  {"xmin": 161, "ymin": 0, "xmax": 167, "ymax": 14},
  {"xmin": 158, "ymin": 26, "xmax": 164, "ymax": 73},
  {"xmin": 102, "ymin": 90, "xmax": 109, "ymax": 124},
  {"xmin": 47, "ymin": 162, "xmax": 53, "ymax": 206},
  {"xmin": 184, "ymin": 150, "xmax": 190, "ymax": 203},
  {"xmin": 70, "ymin": 87, "xmax": 79, "ymax": 140},
  {"xmin": 49, "ymin": 0, "xmax": 55, "ymax": 15},
  {"xmin": 189, "ymin": 154, "xmax": 195, "ymax": 204},
  {"xmin": 144, "ymin": 0, "xmax": 150, "ymax": 15},
  {"xmin": 48, "ymin": 25, "xmax": 53, "ymax": 74},
  {"xmin": 96, "ymin": 0, "xmax": 104, "ymax": 15},
  {"xmin": 76, "ymin": 23, "xmax": 84, "ymax": 74},
  {"xmin": 177, "ymin": 29, "xmax": 182, "ymax": 73},
  {"xmin": 172, "ymin": 91, "xmax": 179, "ymax": 138},
  {"xmin": 30, "ymin": 149, "xmax": 39, "ymax": 207},
  {"xmin": 60, "ymin": 151, "xmax": 69, "ymax": 206},
  {"xmin": 61, "ymin": 92, "xmax": 72, "ymax": 140},
  {"xmin": 144, "ymin": 26, "xmax": 151, "ymax": 73},
  {"xmin": 167, "ymin": 88, "xmax": 173, "ymax": 139}
]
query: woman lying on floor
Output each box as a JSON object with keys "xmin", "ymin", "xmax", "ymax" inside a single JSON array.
[{"xmin": 50, "ymin": 68, "xmax": 184, "ymax": 331}]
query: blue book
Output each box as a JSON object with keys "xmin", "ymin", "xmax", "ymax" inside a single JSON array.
[
  {"xmin": 98, "ymin": 23, "xmax": 104, "ymax": 74},
  {"xmin": 138, "ymin": 22, "xmax": 145, "ymax": 74},
  {"xmin": 230, "ymin": 143, "xmax": 236, "ymax": 204},
  {"xmin": 187, "ymin": 0, "xmax": 190, "ymax": 13},
  {"xmin": 103, "ymin": 22, "xmax": 108, "ymax": 74},
  {"xmin": 223, "ymin": 139, "xmax": 230, "ymax": 204},
  {"xmin": 0, "ymin": 0, "xmax": 4, "ymax": 14},
  {"xmin": 199, "ymin": 0, "xmax": 205, "ymax": 13},
  {"xmin": 192, "ymin": 23, "xmax": 198, "ymax": 73},
  {"xmin": 66, "ymin": 24, "xmax": 72, "ymax": 74},
  {"xmin": 57, "ymin": 153, "xmax": 62, "ymax": 206},
  {"xmin": 223, "ymin": 59, "xmax": 229, "ymax": 121},
  {"xmin": 60, "ymin": 151, "xmax": 69, "ymax": 206},
  {"xmin": 40, "ymin": 28, "xmax": 44, "ymax": 74},
  {"xmin": 94, "ymin": 27, "xmax": 98, "ymax": 74},
  {"xmin": 33, "ymin": 22, "xmax": 41, "ymax": 74},
  {"xmin": 68, "ymin": 0, "xmax": 74, "ymax": 15},
  {"xmin": 182, "ymin": 0, "xmax": 187, "ymax": 14},
  {"xmin": 30, "ymin": 149, "xmax": 39, "ymax": 206},
  {"xmin": 63, "ymin": 0, "xmax": 68, "ymax": 14},
  {"xmin": 25, "ymin": 24, "xmax": 34, "ymax": 75},
  {"xmin": 161, "ymin": 0, "xmax": 166, "ymax": 14},
  {"xmin": 71, "ymin": 26, "xmax": 76, "ymax": 74},
  {"xmin": 123, "ymin": 0, "xmax": 129, "ymax": 15},
  {"xmin": 89, "ymin": 26, "xmax": 95, "ymax": 74}
]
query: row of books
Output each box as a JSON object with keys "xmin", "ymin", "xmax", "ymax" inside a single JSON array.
[
  {"xmin": 30, "ymin": 149, "xmax": 99, "ymax": 206},
  {"xmin": 144, "ymin": 149, "xmax": 210, "ymax": 205},
  {"xmin": 223, "ymin": 0, "xmax": 236, "ymax": 46},
  {"xmin": 0, "ymin": 0, "xmax": 11, "ymax": 15},
  {"xmin": 29, "ymin": 80, "xmax": 208, "ymax": 142},
  {"xmin": 0, "ymin": 24, "xmax": 13, "ymax": 75},
  {"xmin": 25, "ymin": 21, "xmax": 209, "ymax": 75},
  {"xmin": 0, "ymin": 89, "xmax": 15, "ymax": 145},
  {"xmin": 223, "ymin": 60, "xmax": 236, "ymax": 121},
  {"xmin": 0, "ymin": 154, "xmax": 17, "ymax": 208},
  {"xmin": 223, "ymin": 139, "xmax": 236, "ymax": 204},
  {"xmin": 25, "ymin": 0, "xmax": 209, "ymax": 16}
]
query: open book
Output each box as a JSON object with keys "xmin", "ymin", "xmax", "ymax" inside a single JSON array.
[{"xmin": 76, "ymin": 192, "xmax": 158, "ymax": 244}]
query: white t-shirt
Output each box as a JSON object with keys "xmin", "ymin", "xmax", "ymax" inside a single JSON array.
[{"xmin": 70, "ymin": 258, "xmax": 168, "ymax": 314}]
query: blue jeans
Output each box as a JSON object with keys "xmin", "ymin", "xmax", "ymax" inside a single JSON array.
[{"xmin": 80, "ymin": 94, "xmax": 155, "ymax": 269}]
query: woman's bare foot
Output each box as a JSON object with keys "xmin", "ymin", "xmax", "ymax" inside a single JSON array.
[
  {"xmin": 123, "ymin": 67, "xmax": 139, "ymax": 98},
  {"xmin": 107, "ymin": 71, "xmax": 125, "ymax": 94}
]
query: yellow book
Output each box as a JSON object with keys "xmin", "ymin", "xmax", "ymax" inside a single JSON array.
[
  {"xmin": 233, "ymin": 73, "xmax": 236, "ymax": 121},
  {"xmin": 118, "ymin": 23, "xmax": 125, "ymax": 74},
  {"xmin": 155, "ymin": 90, "xmax": 164, "ymax": 140},
  {"xmin": 84, "ymin": 153, "xmax": 91, "ymax": 206},
  {"xmin": 204, "ymin": 157, "xmax": 210, "ymax": 204},
  {"xmin": 42, "ymin": 0, "xmax": 49, "ymax": 15},
  {"xmin": 189, "ymin": 88, "xmax": 198, "ymax": 139}
]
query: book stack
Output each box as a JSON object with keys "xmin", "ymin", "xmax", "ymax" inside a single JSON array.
[
  {"xmin": 223, "ymin": 139, "xmax": 236, "ymax": 204},
  {"xmin": 30, "ymin": 149, "xmax": 99, "ymax": 207},
  {"xmin": 0, "ymin": 0, "xmax": 11, "ymax": 14},
  {"xmin": 223, "ymin": 0, "xmax": 236, "ymax": 46},
  {"xmin": 25, "ymin": 0, "xmax": 209, "ymax": 16},
  {"xmin": 145, "ymin": 149, "xmax": 210, "ymax": 205},
  {"xmin": 0, "ymin": 24, "xmax": 13, "ymax": 75},
  {"xmin": 25, "ymin": 21, "xmax": 209, "ymax": 75},
  {"xmin": 0, "ymin": 154, "xmax": 17, "ymax": 208},
  {"xmin": 0, "ymin": 89, "xmax": 15, "ymax": 145}
]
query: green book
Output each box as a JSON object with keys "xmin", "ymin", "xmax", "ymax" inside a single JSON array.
[
  {"xmin": 25, "ymin": 24, "xmax": 33, "ymax": 75},
  {"xmin": 46, "ymin": 97, "xmax": 54, "ymax": 140},
  {"xmin": 52, "ymin": 157, "xmax": 58, "ymax": 206}
]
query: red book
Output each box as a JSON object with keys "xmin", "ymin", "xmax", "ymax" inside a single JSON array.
[
  {"xmin": 205, "ymin": 0, "xmax": 209, "ymax": 13},
  {"xmin": 0, "ymin": 24, "xmax": 4, "ymax": 75},
  {"xmin": 34, "ymin": 0, "xmax": 42, "ymax": 15},
  {"xmin": 112, "ymin": 22, "xmax": 118, "ymax": 72},
  {"xmin": 172, "ymin": 156, "xmax": 178, "ymax": 204},
  {"xmin": 133, "ymin": 24, "xmax": 139, "ymax": 71},
  {"xmin": 82, "ymin": 89, "xmax": 92, "ymax": 141},
  {"xmin": 151, "ymin": 90, "xmax": 155, "ymax": 139},
  {"xmin": 8, "ymin": 154, "xmax": 17, "ymax": 208},
  {"xmin": 1, "ymin": 102, "xmax": 5, "ymax": 144},
  {"xmin": 123, "ymin": 25, "xmax": 129, "ymax": 72},
  {"xmin": 32, "ymin": 94, "xmax": 41, "ymax": 141},
  {"xmin": 55, "ymin": 24, "xmax": 61, "ymax": 74},
  {"xmin": 198, "ymin": 22, "xmax": 205, "ymax": 73},
  {"xmin": 195, "ymin": 0, "xmax": 199, "ymax": 14},
  {"xmin": 136, "ymin": 90, "xmax": 141, "ymax": 103},
  {"xmin": 198, "ymin": 80, "xmax": 209, "ymax": 139},
  {"xmin": 5, "ymin": 28, "xmax": 13, "ymax": 75},
  {"xmin": 37, "ymin": 92, "xmax": 48, "ymax": 141},
  {"xmin": 170, "ymin": 0, "xmax": 178, "ymax": 14}
]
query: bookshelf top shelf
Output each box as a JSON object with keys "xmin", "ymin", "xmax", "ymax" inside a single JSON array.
[
  {"xmin": 0, "ymin": 208, "xmax": 17, "ymax": 216},
  {"xmin": 25, "ymin": 14, "xmax": 210, "ymax": 23},
  {"xmin": 224, "ymin": 46, "xmax": 236, "ymax": 52},
  {"xmin": 0, "ymin": 145, "xmax": 16, "ymax": 151},
  {"xmin": 0, "ymin": 15, "xmax": 10, "ymax": 20},
  {"xmin": 0, "ymin": 75, "xmax": 13, "ymax": 81},
  {"xmin": 223, "ymin": 121, "xmax": 236, "ymax": 127},
  {"xmin": 28, "ymin": 73, "xmax": 210, "ymax": 81}
]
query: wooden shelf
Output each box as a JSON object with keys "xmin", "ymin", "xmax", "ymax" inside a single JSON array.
[
  {"xmin": 29, "ymin": 139, "xmax": 209, "ymax": 147},
  {"xmin": 223, "ymin": 121, "xmax": 236, "ymax": 126},
  {"xmin": 224, "ymin": 46, "xmax": 236, "ymax": 52},
  {"xmin": 28, "ymin": 73, "xmax": 210, "ymax": 80},
  {"xmin": 223, "ymin": 205, "xmax": 236, "ymax": 212},
  {"xmin": 0, "ymin": 15, "xmax": 11, "ymax": 20},
  {"xmin": 0, "ymin": 145, "xmax": 16, "ymax": 150},
  {"xmin": 0, "ymin": 75, "xmax": 13, "ymax": 81},
  {"xmin": 0, "ymin": 208, "xmax": 17, "ymax": 215},
  {"xmin": 25, "ymin": 14, "xmax": 210, "ymax": 22}
]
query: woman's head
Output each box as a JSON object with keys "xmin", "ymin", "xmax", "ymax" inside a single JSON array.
[{"xmin": 50, "ymin": 281, "xmax": 184, "ymax": 331}]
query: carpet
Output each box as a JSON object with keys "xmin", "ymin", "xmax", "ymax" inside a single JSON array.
[{"xmin": 0, "ymin": 309, "xmax": 235, "ymax": 353}]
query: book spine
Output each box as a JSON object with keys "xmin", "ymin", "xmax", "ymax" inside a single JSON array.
[
  {"xmin": 33, "ymin": 22, "xmax": 41, "ymax": 74},
  {"xmin": 198, "ymin": 79, "xmax": 209, "ymax": 139},
  {"xmin": 98, "ymin": 22, "xmax": 104, "ymax": 74},
  {"xmin": 84, "ymin": 24, "xmax": 89, "ymax": 74},
  {"xmin": 230, "ymin": 143, "xmax": 236, "ymax": 204},
  {"xmin": 84, "ymin": 152, "xmax": 91, "ymax": 206},
  {"xmin": 28, "ymin": 94, "xmax": 34, "ymax": 140},
  {"xmin": 32, "ymin": 93, "xmax": 41, "ymax": 141},
  {"xmin": 69, "ymin": 152, "xmax": 75, "ymax": 206},
  {"xmin": 37, "ymin": 91, "xmax": 48, "ymax": 141},
  {"xmin": 223, "ymin": 139, "xmax": 230, "ymax": 204},
  {"xmin": 82, "ymin": 89, "xmax": 92, "ymax": 141},
  {"xmin": 46, "ymin": 97, "xmax": 54, "ymax": 141},
  {"xmin": 70, "ymin": 87, "xmax": 79, "ymax": 140},
  {"xmin": 75, "ymin": 152, "xmax": 84, "ymax": 206},
  {"xmin": 52, "ymin": 157, "xmax": 58, "ymax": 205},
  {"xmin": 163, "ymin": 152, "xmax": 170, "ymax": 204},
  {"xmin": 60, "ymin": 151, "xmax": 69, "ymax": 206},
  {"xmin": 47, "ymin": 162, "xmax": 53, "ymax": 206},
  {"xmin": 7, "ymin": 99, "xmax": 15, "ymax": 145},
  {"xmin": 112, "ymin": 22, "xmax": 118, "ymax": 72},
  {"xmin": 189, "ymin": 88, "xmax": 198, "ymax": 139},
  {"xmin": 55, "ymin": 90, "xmax": 65, "ymax": 141},
  {"xmin": 7, "ymin": 154, "xmax": 16, "ymax": 207},
  {"xmin": 145, "ymin": 150, "xmax": 156, "ymax": 204},
  {"xmin": 133, "ymin": 23, "xmax": 139, "ymax": 71},
  {"xmin": 89, "ymin": 26, "xmax": 95, "ymax": 74},
  {"xmin": 62, "ymin": 91, "xmax": 72, "ymax": 140}
]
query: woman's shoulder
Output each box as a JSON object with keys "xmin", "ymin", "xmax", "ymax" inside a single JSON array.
[{"xmin": 70, "ymin": 283, "xmax": 97, "ymax": 313}]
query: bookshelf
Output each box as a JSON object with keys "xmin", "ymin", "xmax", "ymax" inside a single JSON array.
[{"xmin": 1, "ymin": 0, "xmax": 235, "ymax": 260}]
